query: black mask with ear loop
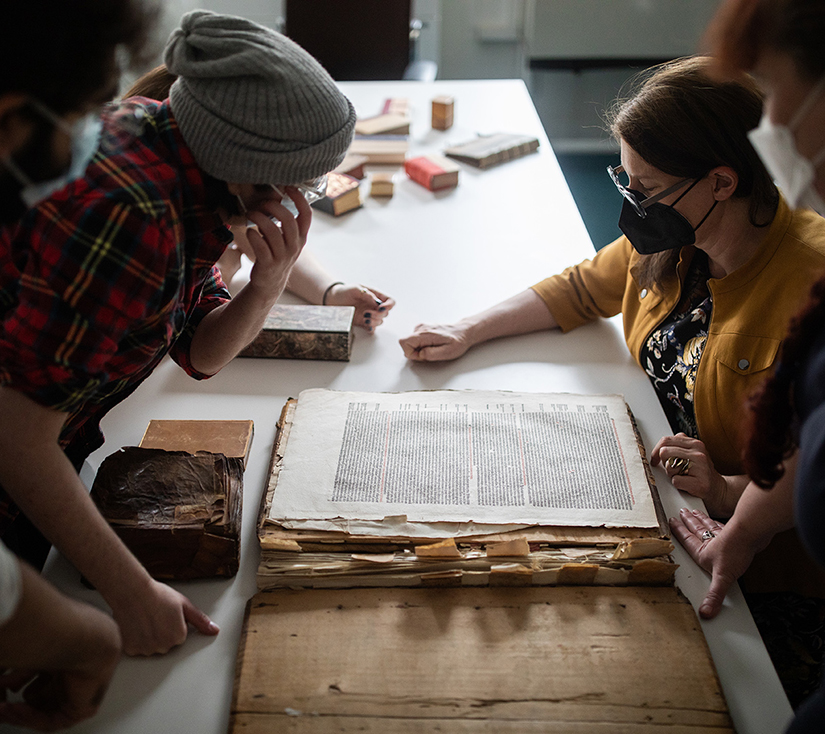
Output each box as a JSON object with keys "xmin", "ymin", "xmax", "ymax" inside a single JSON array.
[{"xmin": 619, "ymin": 178, "xmax": 719, "ymax": 255}]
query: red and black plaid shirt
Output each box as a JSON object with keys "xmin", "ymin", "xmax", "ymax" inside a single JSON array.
[{"xmin": 0, "ymin": 98, "xmax": 232, "ymax": 530}]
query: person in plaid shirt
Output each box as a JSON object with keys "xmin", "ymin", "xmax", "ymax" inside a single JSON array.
[
  {"xmin": 0, "ymin": 11, "xmax": 355, "ymax": 657},
  {"xmin": 0, "ymin": 1, "xmax": 162, "ymax": 729}
]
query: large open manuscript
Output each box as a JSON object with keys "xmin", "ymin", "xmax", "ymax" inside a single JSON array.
[{"xmin": 258, "ymin": 389, "xmax": 674, "ymax": 589}]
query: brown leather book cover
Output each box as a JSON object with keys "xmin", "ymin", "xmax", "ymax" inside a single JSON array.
[
  {"xmin": 91, "ymin": 447, "xmax": 242, "ymax": 580},
  {"xmin": 140, "ymin": 419, "xmax": 254, "ymax": 468}
]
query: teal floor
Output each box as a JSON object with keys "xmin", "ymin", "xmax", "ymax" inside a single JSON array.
[{"xmin": 556, "ymin": 152, "xmax": 622, "ymax": 252}]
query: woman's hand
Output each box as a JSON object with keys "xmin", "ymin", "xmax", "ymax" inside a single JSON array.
[
  {"xmin": 651, "ymin": 433, "xmax": 738, "ymax": 517},
  {"xmin": 243, "ymin": 187, "xmax": 311, "ymax": 300},
  {"xmin": 324, "ymin": 283, "xmax": 395, "ymax": 332},
  {"xmin": 399, "ymin": 322, "xmax": 473, "ymax": 361},
  {"xmin": 108, "ymin": 577, "xmax": 218, "ymax": 657},
  {"xmin": 669, "ymin": 508, "xmax": 757, "ymax": 619}
]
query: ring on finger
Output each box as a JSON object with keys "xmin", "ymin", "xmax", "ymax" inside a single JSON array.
[
  {"xmin": 700, "ymin": 529, "xmax": 716, "ymax": 540},
  {"xmin": 666, "ymin": 456, "xmax": 692, "ymax": 476}
]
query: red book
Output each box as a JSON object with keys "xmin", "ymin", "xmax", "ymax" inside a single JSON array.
[{"xmin": 404, "ymin": 154, "xmax": 460, "ymax": 191}]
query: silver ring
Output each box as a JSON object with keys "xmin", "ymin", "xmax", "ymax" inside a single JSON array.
[{"xmin": 700, "ymin": 530, "xmax": 716, "ymax": 541}]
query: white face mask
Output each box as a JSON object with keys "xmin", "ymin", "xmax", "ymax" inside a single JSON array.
[
  {"xmin": 748, "ymin": 77, "xmax": 825, "ymax": 216},
  {"xmin": 2, "ymin": 101, "xmax": 103, "ymax": 208}
]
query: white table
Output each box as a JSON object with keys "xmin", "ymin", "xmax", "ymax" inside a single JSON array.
[{"xmin": 10, "ymin": 80, "xmax": 791, "ymax": 734}]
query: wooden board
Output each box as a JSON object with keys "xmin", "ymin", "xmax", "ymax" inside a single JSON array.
[{"xmin": 229, "ymin": 586, "xmax": 732, "ymax": 733}]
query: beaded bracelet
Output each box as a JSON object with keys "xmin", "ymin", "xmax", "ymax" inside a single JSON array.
[{"xmin": 322, "ymin": 281, "xmax": 344, "ymax": 305}]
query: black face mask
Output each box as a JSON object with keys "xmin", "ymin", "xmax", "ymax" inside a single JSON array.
[{"xmin": 618, "ymin": 180, "xmax": 718, "ymax": 255}]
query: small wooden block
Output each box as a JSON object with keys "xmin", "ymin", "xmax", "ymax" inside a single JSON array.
[
  {"xmin": 369, "ymin": 172, "xmax": 394, "ymax": 198},
  {"xmin": 140, "ymin": 419, "xmax": 254, "ymax": 468},
  {"xmin": 432, "ymin": 95, "xmax": 454, "ymax": 130},
  {"xmin": 405, "ymin": 154, "xmax": 460, "ymax": 191}
]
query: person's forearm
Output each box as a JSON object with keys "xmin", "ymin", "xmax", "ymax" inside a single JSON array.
[
  {"xmin": 0, "ymin": 560, "xmax": 120, "ymax": 672},
  {"xmin": 706, "ymin": 473, "xmax": 750, "ymax": 518},
  {"xmin": 285, "ymin": 249, "xmax": 333, "ymax": 304},
  {"xmin": 0, "ymin": 388, "xmax": 154, "ymax": 614},
  {"xmin": 189, "ymin": 283, "xmax": 280, "ymax": 374},
  {"xmin": 1, "ymin": 440, "xmax": 154, "ymax": 612},
  {"xmin": 460, "ymin": 289, "xmax": 559, "ymax": 348},
  {"xmin": 724, "ymin": 454, "xmax": 797, "ymax": 551}
]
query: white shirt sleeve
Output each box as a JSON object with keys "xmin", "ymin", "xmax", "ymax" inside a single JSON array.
[{"xmin": 0, "ymin": 540, "xmax": 22, "ymax": 625}]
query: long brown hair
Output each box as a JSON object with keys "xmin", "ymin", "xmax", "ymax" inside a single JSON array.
[
  {"xmin": 605, "ymin": 56, "xmax": 778, "ymax": 288},
  {"xmin": 122, "ymin": 64, "xmax": 177, "ymax": 101}
]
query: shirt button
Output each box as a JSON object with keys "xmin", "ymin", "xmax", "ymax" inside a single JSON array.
[
  {"xmin": 640, "ymin": 289, "xmax": 648, "ymax": 299},
  {"xmin": 738, "ymin": 359, "xmax": 750, "ymax": 370}
]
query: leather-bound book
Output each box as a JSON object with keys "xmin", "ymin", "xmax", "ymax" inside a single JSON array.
[
  {"xmin": 238, "ymin": 304, "xmax": 355, "ymax": 361},
  {"xmin": 91, "ymin": 447, "xmax": 243, "ymax": 580}
]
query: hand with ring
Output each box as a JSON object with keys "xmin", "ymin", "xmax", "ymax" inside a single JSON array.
[
  {"xmin": 652, "ymin": 433, "xmax": 733, "ymax": 518},
  {"xmin": 668, "ymin": 508, "xmax": 755, "ymax": 619}
]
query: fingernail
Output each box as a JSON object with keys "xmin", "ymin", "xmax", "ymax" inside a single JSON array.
[
  {"xmin": 699, "ymin": 604, "xmax": 712, "ymax": 618},
  {"xmin": 208, "ymin": 621, "xmax": 220, "ymax": 633},
  {"xmin": 378, "ymin": 306, "xmax": 386, "ymax": 312},
  {"xmin": 680, "ymin": 508, "xmax": 689, "ymax": 516},
  {"xmin": 364, "ymin": 312, "xmax": 372, "ymax": 318}
]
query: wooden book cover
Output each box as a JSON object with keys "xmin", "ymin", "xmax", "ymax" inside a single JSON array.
[
  {"xmin": 348, "ymin": 135, "xmax": 409, "ymax": 165},
  {"xmin": 404, "ymin": 154, "xmax": 460, "ymax": 191},
  {"xmin": 256, "ymin": 390, "xmax": 674, "ymax": 590},
  {"xmin": 229, "ymin": 586, "xmax": 732, "ymax": 733},
  {"xmin": 444, "ymin": 132, "xmax": 540, "ymax": 169},
  {"xmin": 139, "ymin": 419, "xmax": 254, "ymax": 468},
  {"xmin": 238, "ymin": 304, "xmax": 354, "ymax": 361},
  {"xmin": 91, "ymin": 447, "xmax": 242, "ymax": 580},
  {"xmin": 311, "ymin": 172, "xmax": 362, "ymax": 216}
]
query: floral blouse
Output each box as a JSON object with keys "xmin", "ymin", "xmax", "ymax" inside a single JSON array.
[{"xmin": 641, "ymin": 252, "xmax": 712, "ymax": 437}]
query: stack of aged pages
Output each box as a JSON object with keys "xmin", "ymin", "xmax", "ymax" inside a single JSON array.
[{"xmin": 257, "ymin": 389, "xmax": 676, "ymax": 590}]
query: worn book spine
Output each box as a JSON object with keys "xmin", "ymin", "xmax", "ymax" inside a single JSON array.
[
  {"xmin": 240, "ymin": 330, "xmax": 352, "ymax": 361},
  {"xmin": 474, "ymin": 138, "xmax": 539, "ymax": 169}
]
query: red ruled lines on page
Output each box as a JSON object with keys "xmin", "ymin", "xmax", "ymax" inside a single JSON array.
[
  {"xmin": 610, "ymin": 417, "xmax": 635, "ymax": 505},
  {"xmin": 378, "ymin": 411, "xmax": 392, "ymax": 503}
]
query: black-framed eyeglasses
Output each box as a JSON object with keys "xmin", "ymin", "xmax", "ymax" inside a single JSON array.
[{"xmin": 606, "ymin": 164, "xmax": 694, "ymax": 219}]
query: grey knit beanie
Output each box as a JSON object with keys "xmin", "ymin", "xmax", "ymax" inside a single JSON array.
[{"xmin": 164, "ymin": 10, "xmax": 355, "ymax": 184}]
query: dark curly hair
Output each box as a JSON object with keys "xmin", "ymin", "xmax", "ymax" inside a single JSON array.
[{"xmin": 0, "ymin": 1, "xmax": 159, "ymax": 115}]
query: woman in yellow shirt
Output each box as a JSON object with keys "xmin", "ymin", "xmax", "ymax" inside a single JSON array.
[{"xmin": 400, "ymin": 56, "xmax": 825, "ymax": 521}]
